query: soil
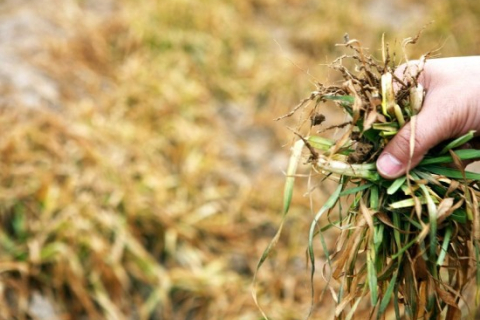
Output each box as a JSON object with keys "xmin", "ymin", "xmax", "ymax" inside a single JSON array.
[
  {"xmin": 310, "ymin": 112, "xmax": 326, "ymax": 126},
  {"xmin": 348, "ymin": 141, "xmax": 373, "ymax": 164}
]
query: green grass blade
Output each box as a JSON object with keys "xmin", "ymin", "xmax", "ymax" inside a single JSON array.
[
  {"xmin": 377, "ymin": 269, "xmax": 399, "ymax": 319},
  {"xmin": 372, "ymin": 122, "xmax": 399, "ymax": 129},
  {"xmin": 380, "ymin": 131, "xmax": 397, "ymax": 137},
  {"xmin": 374, "ymin": 223, "xmax": 384, "ymax": 253},
  {"xmin": 308, "ymin": 181, "xmax": 344, "ymax": 264},
  {"xmin": 387, "ymin": 176, "xmax": 406, "ymax": 195},
  {"xmin": 340, "ymin": 182, "xmax": 373, "ymax": 196},
  {"xmin": 372, "ymin": 123, "xmax": 399, "ymax": 132},
  {"xmin": 389, "ymin": 197, "xmax": 432, "ymax": 209},
  {"xmin": 252, "ymin": 139, "xmax": 305, "ymax": 319},
  {"xmin": 450, "ymin": 209, "xmax": 468, "ymax": 223},
  {"xmin": 370, "ymin": 185, "xmax": 379, "ymax": 210},
  {"xmin": 283, "ymin": 139, "xmax": 305, "ymax": 215},
  {"xmin": 412, "ymin": 169, "xmax": 443, "ymax": 185},
  {"xmin": 419, "ymin": 149, "xmax": 480, "ymax": 165},
  {"xmin": 402, "ymin": 214, "xmax": 423, "ymax": 230},
  {"xmin": 392, "ymin": 213, "xmax": 402, "ymax": 254},
  {"xmin": 367, "ymin": 247, "xmax": 378, "ymax": 306},
  {"xmin": 308, "ymin": 182, "xmax": 344, "ymax": 315},
  {"xmin": 315, "ymin": 158, "xmax": 378, "ymax": 180},
  {"xmin": 439, "ymin": 130, "xmax": 476, "ymax": 154},
  {"xmin": 363, "ymin": 128, "xmax": 381, "ymax": 144},
  {"xmin": 420, "ymin": 165, "xmax": 480, "ymax": 180},
  {"xmin": 419, "ymin": 184, "xmax": 437, "ymax": 261},
  {"xmin": 308, "ymin": 135, "xmax": 354, "ymax": 155},
  {"xmin": 323, "ymin": 94, "xmax": 354, "ymax": 104},
  {"xmin": 437, "ymin": 226, "xmax": 452, "ymax": 266},
  {"xmin": 392, "ymin": 238, "xmax": 418, "ymax": 260},
  {"xmin": 307, "ymin": 135, "xmax": 334, "ymax": 149}
]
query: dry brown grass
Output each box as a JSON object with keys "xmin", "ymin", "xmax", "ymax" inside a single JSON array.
[{"xmin": 0, "ymin": 0, "xmax": 479, "ymax": 319}]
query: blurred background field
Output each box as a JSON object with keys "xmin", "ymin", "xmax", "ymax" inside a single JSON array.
[{"xmin": 0, "ymin": 0, "xmax": 479, "ymax": 319}]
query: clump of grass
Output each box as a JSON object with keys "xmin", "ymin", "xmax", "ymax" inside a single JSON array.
[{"xmin": 255, "ymin": 33, "xmax": 480, "ymax": 319}]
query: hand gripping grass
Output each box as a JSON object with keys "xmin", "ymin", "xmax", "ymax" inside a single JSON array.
[{"xmin": 254, "ymin": 35, "xmax": 480, "ymax": 320}]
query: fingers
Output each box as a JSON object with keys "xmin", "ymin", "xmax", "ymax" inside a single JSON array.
[
  {"xmin": 376, "ymin": 57, "xmax": 480, "ymax": 179},
  {"xmin": 376, "ymin": 109, "xmax": 448, "ymax": 179},
  {"xmin": 376, "ymin": 61, "xmax": 431, "ymax": 179},
  {"xmin": 377, "ymin": 61, "xmax": 452, "ymax": 179},
  {"xmin": 393, "ymin": 59, "xmax": 429, "ymax": 90}
]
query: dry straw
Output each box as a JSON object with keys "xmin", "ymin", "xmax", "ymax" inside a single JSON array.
[{"xmin": 254, "ymin": 33, "xmax": 480, "ymax": 320}]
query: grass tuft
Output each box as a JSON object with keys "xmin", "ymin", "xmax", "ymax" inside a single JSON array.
[{"xmin": 261, "ymin": 33, "xmax": 480, "ymax": 319}]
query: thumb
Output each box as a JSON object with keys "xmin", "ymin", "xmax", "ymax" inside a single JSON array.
[{"xmin": 376, "ymin": 108, "xmax": 449, "ymax": 179}]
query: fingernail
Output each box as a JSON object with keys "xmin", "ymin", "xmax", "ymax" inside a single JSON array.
[{"xmin": 377, "ymin": 153, "xmax": 404, "ymax": 177}]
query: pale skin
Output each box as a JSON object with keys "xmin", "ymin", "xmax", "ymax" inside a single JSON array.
[{"xmin": 376, "ymin": 56, "xmax": 480, "ymax": 179}]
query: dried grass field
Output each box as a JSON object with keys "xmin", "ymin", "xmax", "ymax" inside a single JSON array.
[{"xmin": 1, "ymin": 0, "xmax": 480, "ymax": 319}]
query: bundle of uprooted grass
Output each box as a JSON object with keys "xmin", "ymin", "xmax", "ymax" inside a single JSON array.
[{"xmin": 254, "ymin": 35, "xmax": 480, "ymax": 319}]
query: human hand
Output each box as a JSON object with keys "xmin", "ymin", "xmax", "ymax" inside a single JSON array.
[{"xmin": 376, "ymin": 56, "xmax": 480, "ymax": 179}]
